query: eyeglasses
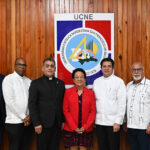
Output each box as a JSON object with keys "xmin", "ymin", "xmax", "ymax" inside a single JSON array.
[
  {"xmin": 15, "ymin": 63, "xmax": 27, "ymax": 67},
  {"xmin": 132, "ymin": 68, "xmax": 143, "ymax": 72},
  {"xmin": 45, "ymin": 64, "xmax": 55, "ymax": 68},
  {"xmin": 74, "ymin": 76, "xmax": 85, "ymax": 80}
]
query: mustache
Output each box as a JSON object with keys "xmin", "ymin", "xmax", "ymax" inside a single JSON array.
[{"xmin": 133, "ymin": 74, "xmax": 141, "ymax": 81}]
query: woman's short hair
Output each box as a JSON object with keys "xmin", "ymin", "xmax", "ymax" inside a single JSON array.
[{"xmin": 72, "ymin": 68, "xmax": 86, "ymax": 79}]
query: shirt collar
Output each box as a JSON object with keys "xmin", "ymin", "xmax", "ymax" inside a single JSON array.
[
  {"xmin": 13, "ymin": 71, "xmax": 24, "ymax": 79},
  {"xmin": 103, "ymin": 74, "xmax": 114, "ymax": 80},
  {"xmin": 132, "ymin": 77, "xmax": 146, "ymax": 85},
  {"xmin": 43, "ymin": 75, "xmax": 55, "ymax": 81}
]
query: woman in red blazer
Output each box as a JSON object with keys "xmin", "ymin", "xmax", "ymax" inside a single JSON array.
[{"xmin": 63, "ymin": 68, "xmax": 96, "ymax": 150}]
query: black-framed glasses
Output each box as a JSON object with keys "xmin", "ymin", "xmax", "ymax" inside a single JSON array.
[
  {"xmin": 132, "ymin": 68, "xmax": 143, "ymax": 73},
  {"xmin": 45, "ymin": 64, "xmax": 55, "ymax": 68},
  {"xmin": 15, "ymin": 63, "xmax": 27, "ymax": 67}
]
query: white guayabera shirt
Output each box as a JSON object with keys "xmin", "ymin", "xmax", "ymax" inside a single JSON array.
[
  {"xmin": 93, "ymin": 74, "xmax": 126, "ymax": 126},
  {"xmin": 2, "ymin": 71, "xmax": 31, "ymax": 124},
  {"xmin": 126, "ymin": 77, "xmax": 150, "ymax": 129}
]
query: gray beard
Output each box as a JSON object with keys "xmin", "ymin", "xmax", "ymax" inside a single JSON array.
[{"xmin": 133, "ymin": 75, "xmax": 141, "ymax": 81}]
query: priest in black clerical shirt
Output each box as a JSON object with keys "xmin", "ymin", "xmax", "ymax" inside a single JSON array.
[
  {"xmin": 29, "ymin": 58, "xmax": 65, "ymax": 150},
  {"xmin": 0, "ymin": 74, "xmax": 5, "ymax": 149}
]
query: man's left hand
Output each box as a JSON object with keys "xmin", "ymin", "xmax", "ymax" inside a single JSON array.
[{"xmin": 113, "ymin": 123, "xmax": 120, "ymax": 132}]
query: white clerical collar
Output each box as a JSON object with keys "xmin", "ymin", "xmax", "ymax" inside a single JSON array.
[{"xmin": 49, "ymin": 77, "xmax": 53, "ymax": 80}]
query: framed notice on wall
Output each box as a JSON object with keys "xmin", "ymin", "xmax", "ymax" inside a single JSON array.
[{"xmin": 54, "ymin": 13, "xmax": 114, "ymax": 88}]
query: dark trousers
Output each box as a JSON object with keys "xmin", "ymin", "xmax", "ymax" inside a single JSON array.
[
  {"xmin": 96, "ymin": 125, "xmax": 120, "ymax": 150},
  {"xmin": 5, "ymin": 123, "xmax": 33, "ymax": 150},
  {"xmin": 0, "ymin": 124, "xmax": 5, "ymax": 150},
  {"xmin": 36, "ymin": 124, "xmax": 61, "ymax": 150},
  {"xmin": 128, "ymin": 128, "xmax": 150, "ymax": 150}
]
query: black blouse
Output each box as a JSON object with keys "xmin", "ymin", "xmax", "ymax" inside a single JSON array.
[{"xmin": 78, "ymin": 94, "xmax": 82, "ymax": 128}]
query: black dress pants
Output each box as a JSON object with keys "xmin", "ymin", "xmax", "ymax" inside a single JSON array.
[
  {"xmin": 36, "ymin": 123, "xmax": 61, "ymax": 150},
  {"xmin": 96, "ymin": 125, "xmax": 120, "ymax": 150},
  {"xmin": 5, "ymin": 123, "xmax": 33, "ymax": 150},
  {"xmin": 128, "ymin": 128, "xmax": 150, "ymax": 150},
  {"xmin": 0, "ymin": 124, "xmax": 5, "ymax": 150}
]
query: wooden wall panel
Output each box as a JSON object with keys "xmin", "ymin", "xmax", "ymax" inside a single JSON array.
[
  {"xmin": 146, "ymin": 0, "xmax": 150, "ymax": 77},
  {"xmin": 0, "ymin": 0, "xmax": 3, "ymax": 73},
  {"xmin": 117, "ymin": 0, "xmax": 123, "ymax": 79},
  {"xmin": 122, "ymin": 0, "xmax": 128, "ymax": 83},
  {"xmin": 25, "ymin": 0, "xmax": 31, "ymax": 77},
  {"xmin": 127, "ymin": 0, "xmax": 133, "ymax": 82},
  {"xmin": 1, "ymin": 0, "xmax": 150, "ymax": 150},
  {"xmin": 1, "ymin": 0, "xmax": 7, "ymax": 74}
]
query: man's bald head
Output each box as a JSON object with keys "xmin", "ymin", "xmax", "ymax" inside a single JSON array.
[
  {"xmin": 15, "ymin": 58, "xmax": 26, "ymax": 65},
  {"xmin": 14, "ymin": 58, "xmax": 27, "ymax": 76},
  {"xmin": 132, "ymin": 62, "xmax": 144, "ymax": 70}
]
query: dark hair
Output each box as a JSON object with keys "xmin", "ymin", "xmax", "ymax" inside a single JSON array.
[
  {"xmin": 43, "ymin": 57, "xmax": 55, "ymax": 66},
  {"xmin": 72, "ymin": 68, "xmax": 86, "ymax": 79},
  {"xmin": 100, "ymin": 58, "xmax": 114, "ymax": 67}
]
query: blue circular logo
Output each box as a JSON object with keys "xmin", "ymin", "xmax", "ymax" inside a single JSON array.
[
  {"xmin": 66, "ymin": 34, "xmax": 102, "ymax": 70},
  {"xmin": 60, "ymin": 28, "xmax": 108, "ymax": 76}
]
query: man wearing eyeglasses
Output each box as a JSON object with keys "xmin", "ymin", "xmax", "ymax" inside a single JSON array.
[
  {"xmin": 2, "ymin": 58, "xmax": 32, "ymax": 150},
  {"xmin": 93, "ymin": 58, "xmax": 126, "ymax": 150},
  {"xmin": 125, "ymin": 62, "xmax": 150, "ymax": 150},
  {"xmin": 29, "ymin": 57, "xmax": 65, "ymax": 150}
]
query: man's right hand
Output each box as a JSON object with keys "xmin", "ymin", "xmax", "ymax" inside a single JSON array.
[
  {"xmin": 23, "ymin": 115, "xmax": 31, "ymax": 126},
  {"xmin": 35, "ymin": 125, "xmax": 42, "ymax": 134},
  {"xmin": 113, "ymin": 123, "xmax": 120, "ymax": 132}
]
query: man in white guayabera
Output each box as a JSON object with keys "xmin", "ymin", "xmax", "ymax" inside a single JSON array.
[
  {"xmin": 125, "ymin": 62, "xmax": 150, "ymax": 150},
  {"xmin": 2, "ymin": 58, "xmax": 32, "ymax": 150}
]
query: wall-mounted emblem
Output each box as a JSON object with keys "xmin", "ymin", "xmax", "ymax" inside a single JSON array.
[{"xmin": 55, "ymin": 13, "xmax": 114, "ymax": 88}]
